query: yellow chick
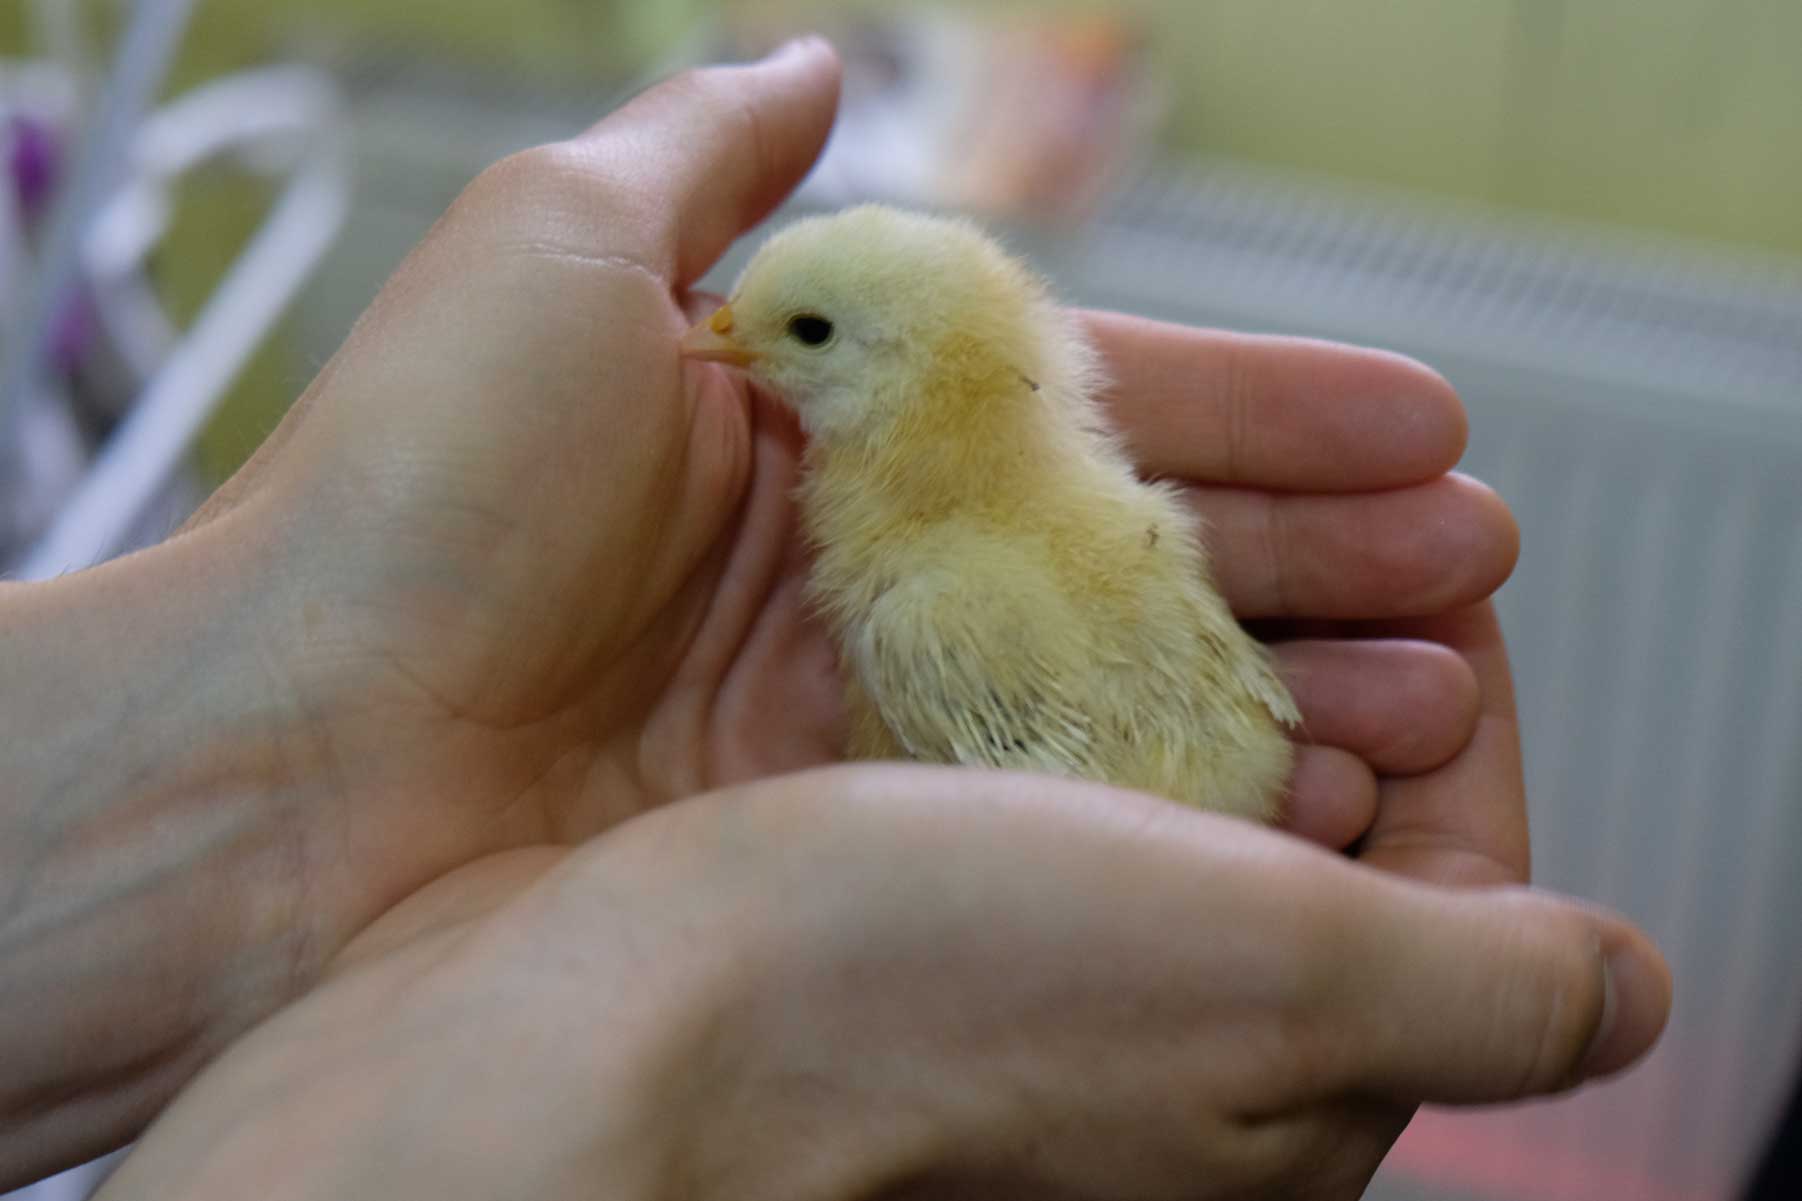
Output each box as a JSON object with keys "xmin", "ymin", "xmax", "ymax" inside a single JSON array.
[{"xmin": 681, "ymin": 205, "xmax": 1298, "ymax": 819}]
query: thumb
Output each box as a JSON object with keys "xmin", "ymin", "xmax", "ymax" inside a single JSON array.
[
  {"xmin": 1322, "ymin": 881, "xmax": 1672, "ymax": 1104},
  {"xmin": 577, "ymin": 38, "xmax": 842, "ymax": 287}
]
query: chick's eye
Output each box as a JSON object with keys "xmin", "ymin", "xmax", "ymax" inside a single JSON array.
[{"xmin": 786, "ymin": 314, "xmax": 835, "ymax": 347}]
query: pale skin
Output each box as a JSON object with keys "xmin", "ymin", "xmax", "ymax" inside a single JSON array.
[{"xmin": 0, "ymin": 39, "xmax": 1669, "ymax": 1199}]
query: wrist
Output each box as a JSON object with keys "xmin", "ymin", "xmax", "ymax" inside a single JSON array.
[
  {"xmin": 95, "ymin": 843, "xmax": 749, "ymax": 1201},
  {"xmin": 0, "ymin": 519, "xmax": 387, "ymax": 1185}
]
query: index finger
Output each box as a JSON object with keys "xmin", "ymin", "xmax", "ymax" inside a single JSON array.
[{"xmin": 1081, "ymin": 311, "xmax": 1467, "ymax": 492}]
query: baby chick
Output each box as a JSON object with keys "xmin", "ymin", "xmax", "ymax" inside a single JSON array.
[{"xmin": 680, "ymin": 205, "xmax": 1298, "ymax": 819}]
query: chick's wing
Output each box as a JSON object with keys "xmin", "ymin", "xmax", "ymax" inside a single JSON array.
[{"xmin": 849, "ymin": 566, "xmax": 1099, "ymax": 778}]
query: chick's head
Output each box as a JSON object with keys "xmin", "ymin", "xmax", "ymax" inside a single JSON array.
[{"xmin": 680, "ymin": 205, "xmax": 1049, "ymax": 442}]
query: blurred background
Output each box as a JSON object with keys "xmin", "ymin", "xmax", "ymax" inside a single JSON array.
[{"xmin": 3, "ymin": 2, "xmax": 1799, "ymax": 1198}]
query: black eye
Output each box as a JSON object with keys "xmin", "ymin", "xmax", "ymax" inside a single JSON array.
[{"xmin": 786, "ymin": 314, "xmax": 835, "ymax": 347}]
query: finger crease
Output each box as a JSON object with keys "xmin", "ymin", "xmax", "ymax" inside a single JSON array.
[
  {"xmin": 1261, "ymin": 499, "xmax": 1293, "ymax": 615},
  {"xmin": 1223, "ymin": 346, "xmax": 1252, "ymax": 484},
  {"xmin": 495, "ymin": 240, "xmax": 666, "ymax": 290}
]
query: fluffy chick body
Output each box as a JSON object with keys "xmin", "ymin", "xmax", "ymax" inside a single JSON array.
[{"xmin": 685, "ymin": 205, "xmax": 1298, "ymax": 818}]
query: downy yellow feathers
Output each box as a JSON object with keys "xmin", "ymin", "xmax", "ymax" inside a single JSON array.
[{"xmin": 681, "ymin": 205, "xmax": 1298, "ymax": 818}]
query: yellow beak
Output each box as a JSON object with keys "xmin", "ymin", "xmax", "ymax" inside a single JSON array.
[{"xmin": 679, "ymin": 304, "xmax": 759, "ymax": 367}]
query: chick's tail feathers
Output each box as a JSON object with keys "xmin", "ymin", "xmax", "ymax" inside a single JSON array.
[{"xmin": 1243, "ymin": 646, "xmax": 1302, "ymax": 730}]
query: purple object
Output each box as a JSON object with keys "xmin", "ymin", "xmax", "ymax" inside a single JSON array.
[
  {"xmin": 8, "ymin": 114, "xmax": 61, "ymax": 220},
  {"xmin": 49, "ymin": 289, "xmax": 97, "ymax": 375},
  {"xmin": 4, "ymin": 114, "xmax": 93, "ymax": 372}
]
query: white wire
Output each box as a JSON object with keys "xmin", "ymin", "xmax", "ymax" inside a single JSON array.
[
  {"xmin": 0, "ymin": 122, "xmax": 82, "ymax": 555},
  {"xmin": 13, "ymin": 68, "xmax": 351, "ymax": 580},
  {"xmin": 81, "ymin": 66, "xmax": 343, "ymax": 390},
  {"xmin": 0, "ymin": 0, "xmax": 198, "ymax": 468},
  {"xmin": 0, "ymin": 124, "xmax": 27, "ymax": 372}
]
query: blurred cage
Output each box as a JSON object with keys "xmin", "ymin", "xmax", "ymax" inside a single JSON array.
[
  {"xmin": 7, "ymin": 4, "xmax": 1802, "ymax": 1200},
  {"xmin": 0, "ymin": 0, "xmax": 350, "ymax": 578}
]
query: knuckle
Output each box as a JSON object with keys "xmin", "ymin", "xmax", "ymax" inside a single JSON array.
[
  {"xmin": 1512, "ymin": 913, "xmax": 1609, "ymax": 1095},
  {"xmin": 466, "ymin": 142, "xmax": 601, "ymax": 215},
  {"xmin": 453, "ymin": 141, "xmax": 651, "ymax": 262}
]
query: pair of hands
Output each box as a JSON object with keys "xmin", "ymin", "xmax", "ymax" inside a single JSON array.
[{"xmin": 38, "ymin": 39, "xmax": 1665, "ymax": 1200}]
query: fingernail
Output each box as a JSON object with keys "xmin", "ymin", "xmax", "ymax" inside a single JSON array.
[{"xmin": 1577, "ymin": 940, "xmax": 1671, "ymax": 1081}]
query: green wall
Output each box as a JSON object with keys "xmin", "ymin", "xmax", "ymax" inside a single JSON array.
[{"xmin": 1150, "ymin": 1, "xmax": 1802, "ymax": 257}]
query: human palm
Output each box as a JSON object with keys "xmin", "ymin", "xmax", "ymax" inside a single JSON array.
[{"xmin": 178, "ymin": 41, "xmax": 1520, "ymax": 930}]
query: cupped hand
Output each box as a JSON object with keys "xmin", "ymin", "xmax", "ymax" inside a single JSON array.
[
  {"xmin": 96, "ymin": 766, "xmax": 1669, "ymax": 1201},
  {"xmin": 166, "ymin": 39, "xmax": 1518, "ymax": 960},
  {"xmin": 1, "ymin": 38, "xmax": 1610, "ymax": 1193}
]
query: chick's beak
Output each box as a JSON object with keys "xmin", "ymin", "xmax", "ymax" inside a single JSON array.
[{"xmin": 679, "ymin": 304, "xmax": 759, "ymax": 367}]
